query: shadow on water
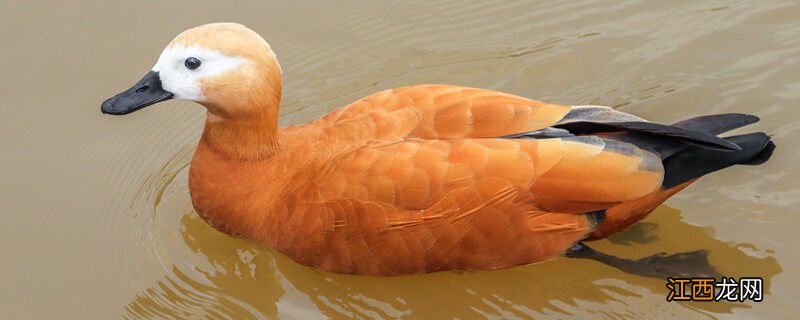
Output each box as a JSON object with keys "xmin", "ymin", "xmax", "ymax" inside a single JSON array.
[{"xmin": 122, "ymin": 170, "xmax": 781, "ymax": 319}]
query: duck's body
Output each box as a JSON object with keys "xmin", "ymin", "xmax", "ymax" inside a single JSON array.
[
  {"xmin": 103, "ymin": 23, "xmax": 774, "ymax": 276},
  {"xmin": 190, "ymin": 85, "xmax": 616, "ymax": 274}
]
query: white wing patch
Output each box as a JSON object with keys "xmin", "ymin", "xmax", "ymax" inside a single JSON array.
[
  {"xmin": 560, "ymin": 105, "xmax": 649, "ymax": 124},
  {"xmin": 152, "ymin": 45, "xmax": 246, "ymax": 101}
]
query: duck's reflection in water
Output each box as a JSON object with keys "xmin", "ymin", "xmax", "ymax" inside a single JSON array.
[{"xmin": 124, "ymin": 202, "xmax": 781, "ymax": 319}]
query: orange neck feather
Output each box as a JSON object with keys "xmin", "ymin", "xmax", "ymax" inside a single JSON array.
[{"xmin": 199, "ymin": 60, "xmax": 283, "ymax": 161}]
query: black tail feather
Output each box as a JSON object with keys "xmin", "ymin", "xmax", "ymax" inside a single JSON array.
[
  {"xmin": 740, "ymin": 140, "xmax": 775, "ymax": 166},
  {"xmin": 662, "ymin": 132, "xmax": 774, "ymax": 188},
  {"xmin": 671, "ymin": 113, "xmax": 760, "ymax": 135},
  {"xmin": 609, "ymin": 113, "xmax": 764, "ymax": 159},
  {"xmin": 554, "ymin": 121, "xmax": 741, "ymax": 151}
]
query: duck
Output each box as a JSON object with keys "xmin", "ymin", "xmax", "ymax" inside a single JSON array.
[{"xmin": 102, "ymin": 23, "xmax": 774, "ymax": 277}]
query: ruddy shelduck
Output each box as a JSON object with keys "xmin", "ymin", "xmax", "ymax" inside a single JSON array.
[{"xmin": 102, "ymin": 23, "xmax": 774, "ymax": 277}]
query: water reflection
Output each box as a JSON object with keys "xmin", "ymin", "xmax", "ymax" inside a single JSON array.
[{"xmin": 123, "ymin": 168, "xmax": 781, "ymax": 319}]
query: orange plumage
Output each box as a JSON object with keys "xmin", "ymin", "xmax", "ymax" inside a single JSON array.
[
  {"xmin": 103, "ymin": 23, "xmax": 774, "ymax": 276},
  {"xmin": 189, "ymin": 84, "xmax": 667, "ymax": 275}
]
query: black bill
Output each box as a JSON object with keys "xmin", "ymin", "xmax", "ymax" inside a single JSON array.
[{"xmin": 101, "ymin": 71, "xmax": 173, "ymax": 115}]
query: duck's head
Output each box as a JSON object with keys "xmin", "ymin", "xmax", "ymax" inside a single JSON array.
[{"xmin": 101, "ymin": 23, "xmax": 282, "ymax": 120}]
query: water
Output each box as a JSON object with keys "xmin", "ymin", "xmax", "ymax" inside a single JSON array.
[{"xmin": 1, "ymin": 1, "xmax": 798, "ymax": 318}]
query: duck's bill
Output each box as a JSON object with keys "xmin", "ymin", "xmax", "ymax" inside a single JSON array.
[{"xmin": 101, "ymin": 71, "xmax": 173, "ymax": 115}]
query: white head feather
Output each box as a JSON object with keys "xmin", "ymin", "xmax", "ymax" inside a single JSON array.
[{"xmin": 151, "ymin": 45, "xmax": 246, "ymax": 101}]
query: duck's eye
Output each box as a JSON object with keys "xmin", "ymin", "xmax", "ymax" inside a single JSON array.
[{"xmin": 184, "ymin": 57, "xmax": 201, "ymax": 70}]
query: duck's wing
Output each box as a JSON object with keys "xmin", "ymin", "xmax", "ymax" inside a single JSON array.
[{"xmin": 310, "ymin": 137, "xmax": 663, "ymax": 213}]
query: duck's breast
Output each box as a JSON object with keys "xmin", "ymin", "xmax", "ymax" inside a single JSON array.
[{"xmin": 188, "ymin": 140, "xmax": 280, "ymax": 238}]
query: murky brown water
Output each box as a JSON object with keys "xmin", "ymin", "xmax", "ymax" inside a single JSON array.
[{"xmin": 1, "ymin": 1, "xmax": 798, "ymax": 319}]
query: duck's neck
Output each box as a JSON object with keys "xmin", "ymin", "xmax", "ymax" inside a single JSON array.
[
  {"xmin": 202, "ymin": 113, "xmax": 279, "ymax": 161},
  {"xmin": 200, "ymin": 77, "xmax": 282, "ymax": 161}
]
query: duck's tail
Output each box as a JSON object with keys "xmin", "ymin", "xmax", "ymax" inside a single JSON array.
[
  {"xmin": 551, "ymin": 112, "xmax": 774, "ymax": 240},
  {"xmin": 633, "ymin": 113, "xmax": 774, "ymax": 188},
  {"xmin": 661, "ymin": 130, "xmax": 775, "ymax": 188},
  {"xmin": 555, "ymin": 112, "xmax": 775, "ymax": 187}
]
